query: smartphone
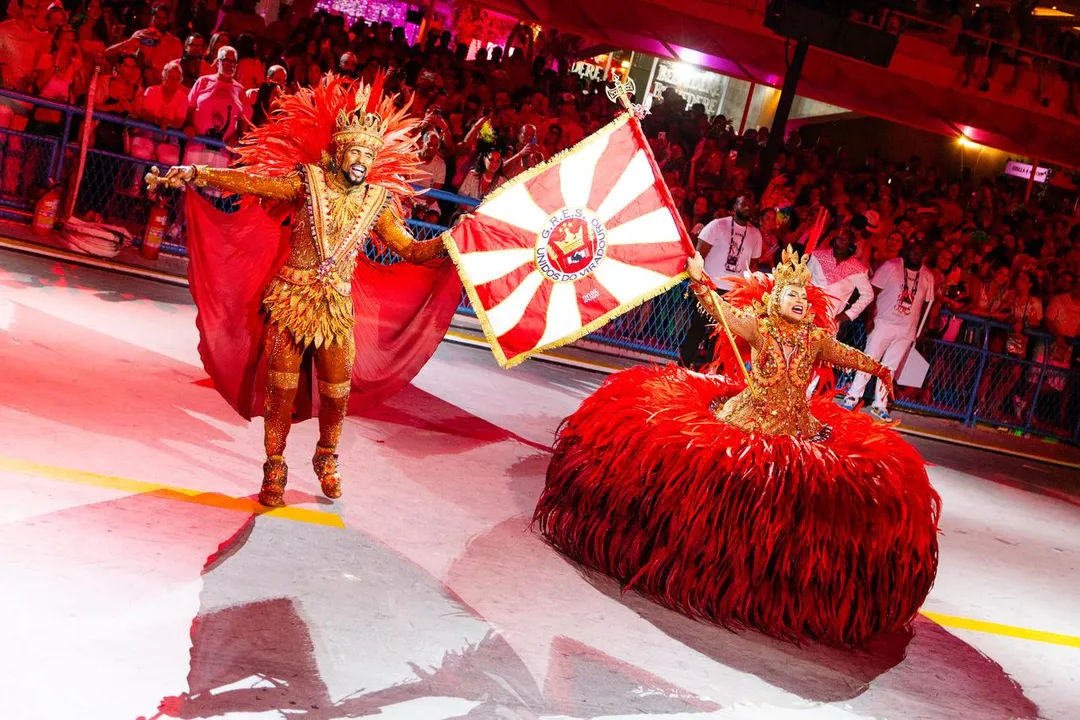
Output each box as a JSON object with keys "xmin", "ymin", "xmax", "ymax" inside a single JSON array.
[{"xmin": 658, "ymin": 131, "xmax": 667, "ymax": 141}]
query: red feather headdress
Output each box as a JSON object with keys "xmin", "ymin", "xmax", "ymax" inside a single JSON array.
[{"xmin": 232, "ymin": 72, "xmax": 425, "ymax": 215}]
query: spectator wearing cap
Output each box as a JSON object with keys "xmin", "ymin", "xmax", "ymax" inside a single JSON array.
[{"xmin": 43, "ymin": 2, "xmax": 65, "ymax": 33}]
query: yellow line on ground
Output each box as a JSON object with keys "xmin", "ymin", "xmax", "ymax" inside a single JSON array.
[
  {"xmin": 2, "ymin": 458, "xmax": 1077, "ymax": 647},
  {"xmin": 0, "ymin": 456, "xmax": 345, "ymax": 528},
  {"xmin": 921, "ymin": 611, "xmax": 1080, "ymax": 648}
]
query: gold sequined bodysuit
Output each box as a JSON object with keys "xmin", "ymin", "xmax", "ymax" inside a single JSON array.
[
  {"xmin": 192, "ymin": 163, "xmax": 442, "ymax": 349},
  {"xmin": 691, "ymin": 281, "xmax": 886, "ymax": 438}
]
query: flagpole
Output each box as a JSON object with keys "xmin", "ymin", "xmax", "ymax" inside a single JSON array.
[
  {"xmin": 608, "ymin": 80, "xmax": 756, "ymax": 397},
  {"xmin": 608, "ymin": 78, "xmax": 696, "ymax": 259}
]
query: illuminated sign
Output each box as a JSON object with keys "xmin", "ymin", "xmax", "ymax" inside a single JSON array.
[{"xmin": 1005, "ymin": 161, "xmax": 1051, "ymax": 184}]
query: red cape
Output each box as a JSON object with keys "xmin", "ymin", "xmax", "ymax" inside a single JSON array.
[{"xmin": 185, "ymin": 191, "xmax": 462, "ymax": 422}]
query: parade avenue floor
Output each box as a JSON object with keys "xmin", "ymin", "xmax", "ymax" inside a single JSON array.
[{"xmin": 0, "ymin": 247, "xmax": 1077, "ymax": 720}]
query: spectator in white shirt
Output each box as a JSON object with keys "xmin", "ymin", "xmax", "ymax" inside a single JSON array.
[
  {"xmin": 131, "ymin": 61, "xmax": 188, "ymax": 165},
  {"xmin": 679, "ymin": 195, "xmax": 762, "ymax": 367},
  {"xmin": 1043, "ymin": 275, "xmax": 1080, "ymax": 373},
  {"xmin": 841, "ymin": 241, "xmax": 935, "ymax": 421},
  {"xmin": 699, "ymin": 195, "xmax": 764, "ymax": 289},
  {"xmin": 183, "ymin": 46, "xmax": 246, "ymax": 170},
  {"xmin": 807, "ymin": 228, "xmax": 874, "ymax": 329},
  {"xmin": 412, "ymin": 130, "xmax": 446, "ymax": 216}
]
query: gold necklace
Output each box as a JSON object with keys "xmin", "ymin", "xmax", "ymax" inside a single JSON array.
[{"xmin": 325, "ymin": 174, "xmax": 370, "ymax": 235}]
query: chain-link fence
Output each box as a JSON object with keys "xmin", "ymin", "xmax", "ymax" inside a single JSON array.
[
  {"xmin": 0, "ymin": 124, "xmax": 59, "ymax": 216},
  {"xmin": 5, "ymin": 88, "xmax": 1080, "ymax": 443}
]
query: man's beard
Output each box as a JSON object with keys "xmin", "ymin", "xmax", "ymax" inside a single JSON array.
[
  {"xmin": 734, "ymin": 212, "xmax": 750, "ymax": 224},
  {"xmin": 345, "ymin": 165, "xmax": 368, "ymax": 185}
]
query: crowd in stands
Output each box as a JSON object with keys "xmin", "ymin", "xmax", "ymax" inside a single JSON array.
[
  {"xmin": 1, "ymin": 0, "xmax": 1079, "ymax": 427},
  {"xmin": 646, "ymin": 79, "xmax": 1080, "ymax": 426},
  {"xmin": 849, "ymin": 0, "xmax": 1080, "ymax": 112}
]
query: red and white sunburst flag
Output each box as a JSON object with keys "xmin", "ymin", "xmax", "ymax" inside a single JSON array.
[{"xmin": 444, "ymin": 112, "xmax": 694, "ymax": 368}]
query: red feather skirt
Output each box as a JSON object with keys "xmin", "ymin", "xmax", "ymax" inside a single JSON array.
[{"xmin": 534, "ymin": 365, "xmax": 941, "ymax": 647}]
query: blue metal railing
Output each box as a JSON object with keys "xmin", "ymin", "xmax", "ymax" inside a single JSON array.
[
  {"xmin": 838, "ymin": 311, "xmax": 1080, "ymax": 442},
  {"xmin": 2, "ymin": 87, "xmax": 1079, "ymax": 443}
]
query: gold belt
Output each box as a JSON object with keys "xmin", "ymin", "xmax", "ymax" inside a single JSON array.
[{"xmin": 275, "ymin": 264, "xmax": 352, "ymax": 296}]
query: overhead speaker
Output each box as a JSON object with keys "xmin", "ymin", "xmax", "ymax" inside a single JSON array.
[
  {"xmin": 834, "ymin": 21, "xmax": 898, "ymax": 67},
  {"xmin": 764, "ymin": 0, "xmax": 897, "ymax": 68}
]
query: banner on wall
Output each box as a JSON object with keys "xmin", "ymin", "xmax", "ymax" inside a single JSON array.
[
  {"xmin": 649, "ymin": 60, "xmax": 728, "ymax": 116},
  {"xmin": 1004, "ymin": 161, "xmax": 1051, "ymax": 184}
]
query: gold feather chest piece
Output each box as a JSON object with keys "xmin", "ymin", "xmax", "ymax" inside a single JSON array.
[{"xmin": 301, "ymin": 164, "xmax": 388, "ymax": 282}]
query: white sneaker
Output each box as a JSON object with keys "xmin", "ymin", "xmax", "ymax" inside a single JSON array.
[
  {"xmin": 838, "ymin": 396, "xmax": 858, "ymax": 411},
  {"xmin": 868, "ymin": 407, "xmax": 893, "ymax": 423}
]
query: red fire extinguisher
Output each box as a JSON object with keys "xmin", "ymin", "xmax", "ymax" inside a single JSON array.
[
  {"xmin": 142, "ymin": 195, "xmax": 169, "ymax": 260},
  {"xmin": 32, "ymin": 182, "xmax": 62, "ymax": 236}
]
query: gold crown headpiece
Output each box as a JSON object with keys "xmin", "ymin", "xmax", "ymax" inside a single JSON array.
[
  {"xmin": 332, "ymin": 83, "xmax": 388, "ymax": 152},
  {"xmin": 772, "ymin": 245, "xmax": 812, "ymax": 291},
  {"xmin": 762, "ymin": 245, "xmax": 814, "ymax": 320}
]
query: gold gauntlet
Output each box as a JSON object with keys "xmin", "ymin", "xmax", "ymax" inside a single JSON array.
[
  {"xmin": 375, "ymin": 209, "xmax": 445, "ymax": 263},
  {"xmin": 191, "ymin": 167, "xmax": 300, "ymax": 201},
  {"xmin": 819, "ymin": 337, "xmax": 886, "ymax": 376}
]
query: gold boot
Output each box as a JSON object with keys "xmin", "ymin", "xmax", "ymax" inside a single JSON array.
[
  {"xmin": 313, "ymin": 445, "xmax": 342, "ymax": 499},
  {"xmin": 259, "ymin": 455, "xmax": 288, "ymax": 508}
]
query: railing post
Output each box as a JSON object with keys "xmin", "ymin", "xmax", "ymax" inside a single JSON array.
[
  {"xmin": 1024, "ymin": 341, "xmax": 1051, "ymax": 433},
  {"xmin": 961, "ymin": 320, "xmax": 990, "ymax": 427},
  {"xmin": 1072, "ymin": 376, "xmax": 1080, "ymax": 442},
  {"xmin": 52, "ymin": 108, "xmax": 73, "ymax": 182}
]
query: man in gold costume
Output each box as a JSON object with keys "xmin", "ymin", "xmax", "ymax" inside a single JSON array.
[{"xmin": 147, "ymin": 75, "xmax": 460, "ymax": 507}]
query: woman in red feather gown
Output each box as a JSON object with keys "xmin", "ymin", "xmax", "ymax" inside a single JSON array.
[{"xmin": 534, "ymin": 248, "xmax": 941, "ymax": 647}]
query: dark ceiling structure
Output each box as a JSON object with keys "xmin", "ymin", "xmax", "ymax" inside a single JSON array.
[{"xmin": 474, "ymin": 0, "xmax": 1080, "ymax": 167}]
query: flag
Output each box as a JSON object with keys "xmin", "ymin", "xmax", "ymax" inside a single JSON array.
[{"xmin": 444, "ymin": 112, "xmax": 692, "ymax": 368}]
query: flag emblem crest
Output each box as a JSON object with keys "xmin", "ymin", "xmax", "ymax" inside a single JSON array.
[{"xmin": 536, "ymin": 208, "xmax": 607, "ymax": 282}]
